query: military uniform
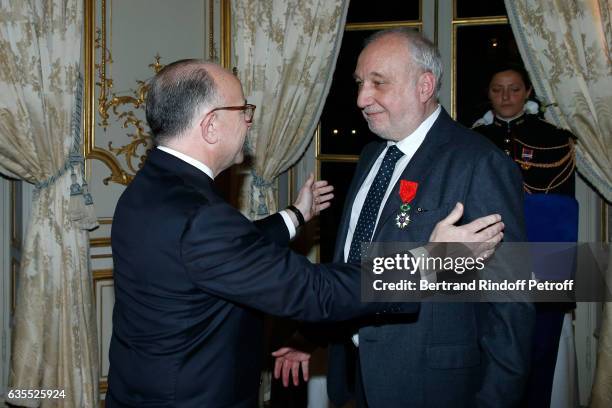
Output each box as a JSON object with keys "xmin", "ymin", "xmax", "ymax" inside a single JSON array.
[
  {"xmin": 475, "ymin": 111, "xmax": 577, "ymax": 408},
  {"xmin": 474, "ymin": 113, "xmax": 575, "ymax": 197}
]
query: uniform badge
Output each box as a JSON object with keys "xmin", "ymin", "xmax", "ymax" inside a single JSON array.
[
  {"xmin": 521, "ymin": 147, "xmax": 533, "ymax": 170},
  {"xmin": 396, "ymin": 180, "xmax": 418, "ymax": 229}
]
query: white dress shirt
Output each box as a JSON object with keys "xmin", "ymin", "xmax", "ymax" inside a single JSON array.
[
  {"xmin": 157, "ymin": 146, "xmax": 296, "ymax": 238},
  {"xmin": 343, "ymin": 105, "xmax": 441, "ymax": 261},
  {"xmin": 345, "ymin": 106, "xmax": 441, "ymax": 347}
]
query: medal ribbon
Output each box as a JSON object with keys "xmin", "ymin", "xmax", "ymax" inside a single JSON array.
[{"xmin": 399, "ymin": 180, "xmax": 418, "ymax": 211}]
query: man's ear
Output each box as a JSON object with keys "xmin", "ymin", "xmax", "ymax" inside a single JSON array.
[
  {"xmin": 200, "ymin": 112, "xmax": 219, "ymax": 145},
  {"xmin": 418, "ymin": 72, "xmax": 436, "ymax": 103}
]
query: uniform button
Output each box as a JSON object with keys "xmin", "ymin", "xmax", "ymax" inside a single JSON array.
[
  {"xmin": 505, "ymin": 150, "xmax": 511, "ymax": 155},
  {"xmin": 504, "ymin": 138, "xmax": 511, "ymax": 144}
]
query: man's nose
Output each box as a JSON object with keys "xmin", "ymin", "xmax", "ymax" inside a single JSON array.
[
  {"xmin": 502, "ymin": 89, "xmax": 509, "ymax": 100},
  {"xmin": 357, "ymin": 86, "xmax": 371, "ymax": 109}
]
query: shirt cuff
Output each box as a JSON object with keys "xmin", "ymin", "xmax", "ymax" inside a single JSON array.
[
  {"xmin": 279, "ymin": 210, "xmax": 297, "ymax": 240},
  {"xmin": 409, "ymin": 246, "xmax": 437, "ymax": 284}
]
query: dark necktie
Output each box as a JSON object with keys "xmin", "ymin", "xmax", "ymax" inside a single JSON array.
[{"xmin": 347, "ymin": 145, "xmax": 404, "ymax": 263}]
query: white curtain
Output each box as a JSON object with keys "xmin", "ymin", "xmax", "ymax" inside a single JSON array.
[
  {"xmin": 505, "ymin": 0, "xmax": 612, "ymax": 202},
  {"xmin": 232, "ymin": 0, "xmax": 349, "ymax": 219},
  {"xmin": 0, "ymin": 0, "xmax": 98, "ymax": 406}
]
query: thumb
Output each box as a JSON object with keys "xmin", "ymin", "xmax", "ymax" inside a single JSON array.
[
  {"xmin": 305, "ymin": 172, "xmax": 314, "ymax": 188},
  {"xmin": 271, "ymin": 347, "xmax": 291, "ymax": 357},
  {"xmin": 440, "ymin": 202, "xmax": 463, "ymax": 226}
]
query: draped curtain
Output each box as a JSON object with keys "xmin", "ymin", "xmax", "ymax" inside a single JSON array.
[
  {"xmin": 0, "ymin": 0, "xmax": 98, "ymax": 406},
  {"xmin": 505, "ymin": 1, "xmax": 612, "ymax": 406},
  {"xmin": 505, "ymin": 0, "xmax": 612, "ymax": 202},
  {"xmin": 232, "ymin": 0, "xmax": 349, "ymax": 219}
]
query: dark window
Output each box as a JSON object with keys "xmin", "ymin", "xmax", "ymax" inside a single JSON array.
[
  {"xmin": 319, "ymin": 161, "xmax": 358, "ymax": 262},
  {"xmin": 346, "ymin": 1, "xmax": 420, "ymax": 24},
  {"xmin": 455, "ymin": 0, "xmax": 507, "ymax": 19},
  {"xmin": 320, "ymin": 30, "xmax": 377, "ymax": 156},
  {"xmin": 455, "ymin": 24, "xmax": 521, "ymax": 127}
]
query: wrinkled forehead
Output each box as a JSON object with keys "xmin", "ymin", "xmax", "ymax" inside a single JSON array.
[{"xmin": 355, "ymin": 35, "xmax": 411, "ymax": 77}]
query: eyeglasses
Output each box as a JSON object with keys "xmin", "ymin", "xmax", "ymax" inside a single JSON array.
[{"xmin": 208, "ymin": 103, "xmax": 256, "ymax": 123}]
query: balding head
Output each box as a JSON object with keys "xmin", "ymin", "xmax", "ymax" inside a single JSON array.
[
  {"xmin": 146, "ymin": 59, "xmax": 228, "ymax": 145},
  {"xmin": 364, "ymin": 29, "xmax": 443, "ymax": 97}
]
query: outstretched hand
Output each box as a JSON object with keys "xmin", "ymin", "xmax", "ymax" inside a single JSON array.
[
  {"xmin": 271, "ymin": 347, "xmax": 311, "ymax": 387},
  {"xmin": 293, "ymin": 173, "xmax": 334, "ymax": 223}
]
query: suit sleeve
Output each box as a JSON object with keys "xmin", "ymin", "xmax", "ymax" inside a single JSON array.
[
  {"xmin": 253, "ymin": 213, "xmax": 290, "ymax": 246},
  {"xmin": 180, "ymin": 202, "xmax": 418, "ymax": 322},
  {"xmin": 464, "ymin": 150, "xmax": 535, "ymax": 408}
]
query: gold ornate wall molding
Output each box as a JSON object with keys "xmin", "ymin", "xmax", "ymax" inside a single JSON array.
[{"xmin": 84, "ymin": 0, "xmax": 164, "ymax": 185}]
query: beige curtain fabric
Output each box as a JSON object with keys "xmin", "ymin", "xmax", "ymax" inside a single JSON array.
[
  {"xmin": 0, "ymin": 1, "xmax": 98, "ymax": 407},
  {"xmin": 505, "ymin": 0, "xmax": 612, "ymax": 202},
  {"xmin": 232, "ymin": 0, "xmax": 349, "ymax": 219},
  {"xmin": 506, "ymin": 1, "xmax": 612, "ymax": 405}
]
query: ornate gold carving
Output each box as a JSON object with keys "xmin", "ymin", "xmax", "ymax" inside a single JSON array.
[
  {"xmin": 85, "ymin": 0, "xmax": 164, "ymax": 185},
  {"xmin": 104, "ymin": 57, "xmax": 162, "ymax": 176}
]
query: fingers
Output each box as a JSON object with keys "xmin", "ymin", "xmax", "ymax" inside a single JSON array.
[
  {"xmin": 465, "ymin": 214, "xmax": 502, "ymax": 233},
  {"xmin": 271, "ymin": 347, "xmax": 290, "ymax": 357},
  {"xmin": 292, "ymin": 360, "xmax": 300, "ymax": 386},
  {"xmin": 312, "ymin": 180, "xmax": 332, "ymax": 191},
  {"xmin": 313, "ymin": 184, "xmax": 334, "ymax": 196},
  {"xmin": 304, "ymin": 172, "xmax": 314, "ymax": 187},
  {"xmin": 274, "ymin": 357, "xmax": 282, "ymax": 380},
  {"xmin": 316, "ymin": 202, "xmax": 331, "ymax": 212},
  {"xmin": 439, "ymin": 202, "xmax": 464, "ymax": 226},
  {"xmin": 316, "ymin": 192, "xmax": 334, "ymax": 205},
  {"xmin": 282, "ymin": 358, "xmax": 293, "ymax": 387},
  {"xmin": 301, "ymin": 360, "xmax": 309, "ymax": 382},
  {"xmin": 474, "ymin": 221, "xmax": 504, "ymax": 241}
]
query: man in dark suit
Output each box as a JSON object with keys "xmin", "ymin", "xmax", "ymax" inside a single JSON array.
[
  {"xmin": 274, "ymin": 30, "xmax": 534, "ymax": 407},
  {"xmin": 107, "ymin": 59, "xmax": 506, "ymax": 408}
]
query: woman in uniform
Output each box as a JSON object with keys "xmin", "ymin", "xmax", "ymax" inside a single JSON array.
[
  {"xmin": 473, "ymin": 64, "xmax": 575, "ymax": 196},
  {"xmin": 473, "ymin": 64, "xmax": 578, "ymax": 408}
]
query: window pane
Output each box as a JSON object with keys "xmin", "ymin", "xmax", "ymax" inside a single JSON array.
[
  {"xmin": 320, "ymin": 30, "xmax": 377, "ymax": 155},
  {"xmin": 455, "ymin": 0, "xmax": 507, "ymax": 18},
  {"xmin": 347, "ymin": 1, "xmax": 420, "ymax": 24},
  {"xmin": 319, "ymin": 161, "xmax": 358, "ymax": 262},
  {"xmin": 455, "ymin": 24, "xmax": 522, "ymax": 127}
]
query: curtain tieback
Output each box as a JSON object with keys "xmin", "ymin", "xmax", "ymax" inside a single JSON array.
[
  {"xmin": 35, "ymin": 75, "xmax": 98, "ymax": 231},
  {"xmin": 250, "ymin": 170, "xmax": 275, "ymax": 217}
]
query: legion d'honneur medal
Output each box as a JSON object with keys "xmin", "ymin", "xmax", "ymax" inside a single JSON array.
[{"xmin": 395, "ymin": 180, "xmax": 418, "ymax": 229}]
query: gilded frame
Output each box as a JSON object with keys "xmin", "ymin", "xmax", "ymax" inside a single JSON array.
[{"xmin": 83, "ymin": 0, "xmax": 231, "ymax": 186}]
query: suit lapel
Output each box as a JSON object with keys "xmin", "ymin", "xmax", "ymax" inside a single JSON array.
[{"xmin": 374, "ymin": 110, "xmax": 453, "ymax": 238}]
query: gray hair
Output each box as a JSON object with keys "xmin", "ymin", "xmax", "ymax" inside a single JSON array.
[
  {"xmin": 365, "ymin": 28, "xmax": 443, "ymax": 96},
  {"xmin": 145, "ymin": 59, "xmax": 219, "ymax": 145}
]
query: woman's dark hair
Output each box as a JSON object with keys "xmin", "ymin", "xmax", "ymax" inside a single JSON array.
[{"xmin": 488, "ymin": 63, "xmax": 532, "ymax": 90}]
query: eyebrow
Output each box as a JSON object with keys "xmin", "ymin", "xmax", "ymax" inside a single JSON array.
[{"xmin": 353, "ymin": 72, "xmax": 386, "ymax": 80}]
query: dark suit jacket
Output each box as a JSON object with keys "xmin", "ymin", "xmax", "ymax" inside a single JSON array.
[
  {"xmin": 106, "ymin": 149, "xmax": 416, "ymax": 408},
  {"xmin": 327, "ymin": 110, "xmax": 535, "ymax": 408}
]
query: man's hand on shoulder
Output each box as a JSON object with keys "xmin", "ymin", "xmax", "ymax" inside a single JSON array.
[{"xmin": 428, "ymin": 202, "xmax": 504, "ymax": 260}]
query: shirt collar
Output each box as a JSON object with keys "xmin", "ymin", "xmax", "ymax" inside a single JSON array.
[
  {"xmin": 157, "ymin": 146, "xmax": 215, "ymax": 179},
  {"xmin": 392, "ymin": 104, "xmax": 441, "ymax": 154}
]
